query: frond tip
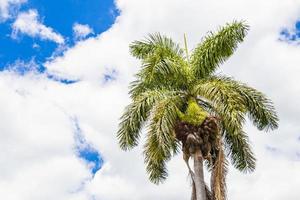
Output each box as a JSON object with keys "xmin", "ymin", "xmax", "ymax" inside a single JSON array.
[
  {"xmin": 129, "ymin": 33, "xmax": 184, "ymax": 59},
  {"xmin": 191, "ymin": 21, "xmax": 249, "ymax": 78},
  {"xmin": 224, "ymin": 129, "xmax": 256, "ymax": 172}
]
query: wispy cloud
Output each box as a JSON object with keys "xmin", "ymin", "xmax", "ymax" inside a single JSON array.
[
  {"xmin": 12, "ymin": 9, "xmax": 64, "ymax": 44},
  {"xmin": 73, "ymin": 23, "xmax": 94, "ymax": 40},
  {"xmin": 0, "ymin": 0, "xmax": 26, "ymax": 21},
  {"xmin": 5, "ymin": 58, "xmax": 39, "ymax": 75}
]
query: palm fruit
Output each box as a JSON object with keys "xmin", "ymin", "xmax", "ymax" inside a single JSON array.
[{"xmin": 175, "ymin": 98, "xmax": 219, "ymax": 161}]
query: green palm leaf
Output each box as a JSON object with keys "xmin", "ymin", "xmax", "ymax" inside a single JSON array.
[
  {"xmin": 193, "ymin": 76, "xmax": 278, "ymax": 131},
  {"xmin": 117, "ymin": 89, "xmax": 182, "ymax": 150},
  {"xmin": 130, "ymin": 33, "xmax": 184, "ymax": 60},
  {"xmin": 130, "ymin": 57, "xmax": 190, "ymax": 99},
  {"xmin": 192, "ymin": 77, "xmax": 261, "ymax": 171},
  {"xmin": 190, "ymin": 21, "xmax": 249, "ymax": 78},
  {"xmin": 129, "ymin": 34, "xmax": 191, "ymax": 99},
  {"xmin": 144, "ymin": 95, "xmax": 183, "ymax": 184}
]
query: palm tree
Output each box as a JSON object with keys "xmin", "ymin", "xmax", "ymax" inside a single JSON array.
[{"xmin": 117, "ymin": 21, "xmax": 278, "ymax": 200}]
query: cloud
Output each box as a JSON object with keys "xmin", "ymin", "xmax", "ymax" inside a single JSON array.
[
  {"xmin": 12, "ymin": 9, "xmax": 64, "ymax": 44},
  {"xmin": 73, "ymin": 23, "xmax": 94, "ymax": 40},
  {"xmin": 0, "ymin": 73, "xmax": 91, "ymax": 200},
  {"xmin": 4, "ymin": 58, "xmax": 39, "ymax": 75},
  {"xmin": 0, "ymin": 0, "xmax": 26, "ymax": 21},
  {"xmin": 1, "ymin": 0, "xmax": 300, "ymax": 200}
]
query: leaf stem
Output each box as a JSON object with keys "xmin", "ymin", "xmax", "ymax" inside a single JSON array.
[{"xmin": 184, "ymin": 33, "xmax": 189, "ymax": 62}]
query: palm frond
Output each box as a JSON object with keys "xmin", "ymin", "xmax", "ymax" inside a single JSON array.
[
  {"xmin": 130, "ymin": 33, "xmax": 184, "ymax": 60},
  {"xmin": 192, "ymin": 77, "xmax": 256, "ymax": 171},
  {"xmin": 144, "ymin": 95, "xmax": 184, "ymax": 184},
  {"xmin": 130, "ymin": 57, "xmax": 191, "ymax": 99},
  {"xmin": 233, "ymin": 82, "xmax": 279, "ymax": 131},
  {"xmin": 117, "ymin": 90, "xmax": 181, "ymax": 150},
  {"xmin": 219, "ymin": 104, "xmax": 256, "ymax": 172},
  {"xmin": 190, "ymin": 21, "xmax": 249, "ymax": 78},
  {"xmin": 129, "ymin": 33, "xmax": 192, "ymax": 98},
  {"xmin": 223, "ymin": 128, "xmax": 256, "ymax": 172},
  {"xmin": 193, "ymin": 76, "xmax": 278, "ymax": 130}
]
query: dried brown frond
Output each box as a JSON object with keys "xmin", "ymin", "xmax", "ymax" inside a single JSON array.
[{"xmin": 211, "ymin": 145, "xmax": 228, "ymax": 200}]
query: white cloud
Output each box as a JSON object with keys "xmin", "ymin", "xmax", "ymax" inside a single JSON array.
[
  {"xmin": 0, "ymin": 0, "xmax": 26, "ymax": 21},
  {"xmin": 12, "ymin": 9, "xmax": 64, "ymax": 44},
  {"xmin": 1, "ymin": 0, "xmax": 300, "ymax": 200},
  {"xmin": 5, "ymin": 58, "xmax": 39, "ymax": 74},
  {"xmin": 0, "ymin": 73, "xmax": 91, "ymax": 200},
  {"xmin": 73, "ymin": 23, "xmax": 94, "ymax": 40}
]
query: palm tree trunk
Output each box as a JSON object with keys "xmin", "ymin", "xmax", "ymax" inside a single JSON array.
[
  {"xmin": 193, "ymin": 148, "xmax": 207, "ymax": 200},
  {"xmin": 191, "ymin": 181, "xmax": 196, "ymax": 200}
]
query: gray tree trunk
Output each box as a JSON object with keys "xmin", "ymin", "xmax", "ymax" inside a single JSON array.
[
  {"xmin": 193, "ymin": 149, "xmax": 207, "ymax": 200},
  {"xmin": 191, "ymin": 181, "xmax": 196, "ymax": 200}
]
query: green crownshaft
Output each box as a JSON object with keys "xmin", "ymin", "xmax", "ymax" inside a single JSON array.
[{"xmin": 177, "ymin": 98, "xmax": 208, "ymax": 126}]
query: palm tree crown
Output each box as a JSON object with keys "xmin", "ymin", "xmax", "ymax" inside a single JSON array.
[{"xmin": 117, "ymin": 21, "xmax": 278, "ymax": 191}]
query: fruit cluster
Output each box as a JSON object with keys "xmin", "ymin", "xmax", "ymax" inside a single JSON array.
[{"xmin": 175, "ymin": 116, "xmax": 219, "ymax": 159}]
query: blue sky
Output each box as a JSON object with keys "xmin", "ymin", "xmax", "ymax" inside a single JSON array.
[
  {"xmin": 73, "ymin": 117, "xmax": 103, "ymax": 175},
  {"xmin": 280, "ymin": 20, "xmax": 300, "ymax": 42},
  {"xmin": 0, "ymin": 0, "xmax": 118, "ymax": 175},
  {"xmin": 0, "ymin": 0, "xmax": 119, "ymax": 72}
]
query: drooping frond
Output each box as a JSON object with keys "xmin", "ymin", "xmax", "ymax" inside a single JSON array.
[
  {"xmin": 193, "ymin": 76, "xmax": 278, "ymax": 131},
  {"xmin": 232, "ymin": 82, "xmax": 279, "ymax": 131},
  {"xmin": 190, "ymin": 21, "xmax": 249, "ymax": 78},
  {"xmin": 144, "ymin": 95, "xmax": 184, "ymax": 184},
  {"xmin": 117, "ymin": 90, "xmax": 181, "ymax": 150},
  {"xmin": 211, "ymin": 146, "xmax": 228, "ymax": 200},
  {"xmin": 192, "ymin": 78, "xmax": 256, "ymax": 171},
  {"xmin": 223, "ymin": 128, "xmax": 256, "ymax": 172},
  {"xmin": 130, "ymin": 33, "xmax": 184, "ymax": 60},
  {"xmin": 217, "ymin": 99, "xmax": 256, "ymax": 172}
]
